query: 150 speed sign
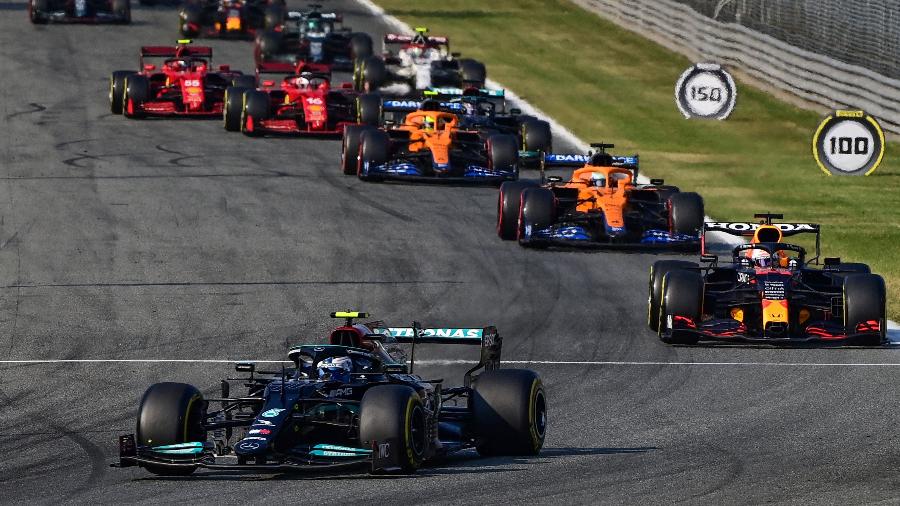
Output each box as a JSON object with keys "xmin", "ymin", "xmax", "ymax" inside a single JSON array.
[
  {"xmin": 812, "ymin": 110, "xmax": 885, "ymax": 176},
  {"xmin": 675, "ymin": 63, "xmax": 736, "ymax": 120}
]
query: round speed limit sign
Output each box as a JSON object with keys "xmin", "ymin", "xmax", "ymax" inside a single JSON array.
[
  {"xmin": 812, "ymin": 110, "xmax": 885, "ymax": 176},
  {"xmin": 675, "ymin": 63, "xmax": 737, "ymax": 120}
]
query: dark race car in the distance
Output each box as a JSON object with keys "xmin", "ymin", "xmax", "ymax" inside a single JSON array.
[
  {"xmin": 29, "ymin": 0, "xmax": 130, "ymax": 23},
  {"xmin": 112, "ymin": 312, "xmax": 547, "ymax": 476},
  {"xmin": 649, "ymin": 214, "xmax": 887, "ymax": 345},
  {"xmin": 109, "ymin": 41, "xmax": 252, "ymax": 119},
  {"xmin": 223, "ymin": 62, "xmax": 378, "ymax": 136},
  {"xmin": 255, "ymin": 6, "xmax": 373, "ymax": 71},
  {"xmin": 179, "ymin": 0, "xmax": 284, "ymax": 39}
]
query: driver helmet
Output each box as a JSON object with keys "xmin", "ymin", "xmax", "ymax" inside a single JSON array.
[
  {"xmin": 408, "ymin": 46, "xmax": 423, "ymax": 58},
  {"xmin": 317, "ymin": 356, "xmax": 353, "ymax": 383},
  {"xmin": 423, "ymin": 115, "xmax": 436, "ymax": 130},
  {"xmin": 295, "ymin": 76, "xmax": 310, "ymax": 89},
  {"xmin": 462, "ymin": 101, "xmax": 476, "ymax": 116},
  {"xmin": 751, "ymin": 249, "xmax": 772, "ymax": 268},
  {"xmin": 589, "ymin": 172, "xmax": 606, "ymax": 187}
]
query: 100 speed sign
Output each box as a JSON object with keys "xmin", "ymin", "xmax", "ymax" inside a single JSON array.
[
  {"xmin": 675, "ymin": 63, "xmax": 737, "ymax": 120},
  {"xmin": 812, "ymin": 110, "xmax": 885, "ymax": 176}
]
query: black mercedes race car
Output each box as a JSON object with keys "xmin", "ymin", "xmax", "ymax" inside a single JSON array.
[
  {"xmin": 29, "ymin": 0, "xmax": 130, "ymax": 23},
  {"xmin": 649, "ymin": 214, "xmax": 887, "ymax": 345},
  {"xmin": 254, "ymin": 6, "xmax": 373, "ymax": 70},
  {"xmin": 113, "ymin": 312, "xmax": 547, "ymax": 475}
]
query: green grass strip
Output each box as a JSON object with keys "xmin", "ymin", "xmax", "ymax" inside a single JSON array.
[{"xmin": 373, "ymin": 0, "xmax": 900, "ymax": 319}]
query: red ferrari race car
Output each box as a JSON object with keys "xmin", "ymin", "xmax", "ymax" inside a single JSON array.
[
  {"xmin": 223, "ymin": 62, "xmax": 380, "ymax": 136},
  {"xmin": 179, "ymin": 0, "xmax": 284, "ymax": 39},
  {"xmin": 109, "ymin": 41, "xmax": 254, "ymax": 119},
  {"xmin": 29, "ymin": 0, "xmax": 130, "ymax": 23}
]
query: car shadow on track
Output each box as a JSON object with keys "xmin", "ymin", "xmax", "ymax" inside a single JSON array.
[{"xmin": 134, "ymin": 447, "xmax": 654, "ymax": 482}]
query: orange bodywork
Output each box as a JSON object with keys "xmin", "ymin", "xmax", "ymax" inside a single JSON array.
[
  {"xmin": 395, "ymin": 110, "xmax": 459, "ymax": 166},
  {"xmin": 560, "ymin": 165, "xmax": 635, "ymax": 229}
]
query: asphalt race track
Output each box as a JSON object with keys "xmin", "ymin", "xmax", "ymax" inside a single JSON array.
[{"xmin": 1, "ymin": 1, "xmax": 899, "ymax": 503}]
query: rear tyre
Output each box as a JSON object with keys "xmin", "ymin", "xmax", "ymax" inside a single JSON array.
[
  {"xmin": 241, "ymin": 90, "xmax": 270, "ymax": 136},
  {"xmin": 648, "ymin": 260, "xmax": 699, "ymax": 332},
  {"xmin": 497, "ymin": 181, "xmax": 538, "ymax": 240},
  {"xmin": 109, "ymin": 71, "xmax": 133, "ymax": 115},
  {"xmin": 230, "ymin": 75, "xmax": 256, "ymax": 89},
  {"xmin": 358, "ymin": 130, "xmax": 389, "ymax": 181},
  {"xmin": 341, "ymin": 125, "xmax": 373, "ymax": 175},
  {"xmin": 223, "ymin": 87, "xmax": 248, "ymax": 132},
  {"xmin": 473, "ymin": 369, "xmax": 546, "ymax": 456},
  {"xmin": 111, "ymin": 0, "xmax": 131, "ymax": 23},
  {"xmin": 359, "ymin": 385, "xmax": 426, "ymax": 474},
  {"xmin": 844, "ymin": 273, "xmax": 886, "ymax": 345},
  {"xmin": 179, "ymin": 4, "xmax": 202, "ymax": 38},
  {"xmin": 255, "ymin": 30, "xmax": 282, "ymax": 62},
  {"xmin": 354, "ymin": 56, "xmax": 387, "ymax": 92},
  {"xmin": 30, "ymin": 0, "xmax": 49, "ymax": 23},
  {"xmin": 669, "ymin": 192, "xmax": 704, "ymax": 236},
  {"xmin": 123, "ymin": 74, "xmax": 149, "ymax": 119},
  {"xmin": 136, "ymin": 382, "xmax": 206, "ymax": 476},
  {"xmin": 350, "ymin": 33, "xmax": 374, "ymax": 60},
  {"xmin": 521, "ymin": 119, "xmax": 552, "ymax": 154},
  {"xmin": 487, "ymin": 134, "xmax": 518, "ymax": 175},
  {"xmin": 356, "ymin": 93, "xmax": 382, "ymax": 126},
  {"xmin": 658, "ymin": 270, "xmax": 703, "ymax": 345},
  {"xmin": 459, "ymin": 58, "xmax": 486, "ymax": 88},
  {"xmin": 518, "ymin": 187, "xmax": 555, "ymax": 245}
]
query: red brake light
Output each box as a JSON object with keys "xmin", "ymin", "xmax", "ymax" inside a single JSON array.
[
  {"xmin": 262, "ymin": 80, "xmax": 275, "ymax": 87},
  {"xmin": 143, "ymin": 64, "xmax": 156, "ymax": 71}
]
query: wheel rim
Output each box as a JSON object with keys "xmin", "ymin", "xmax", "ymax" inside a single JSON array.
[
  {"xmin": 408, "ymin": 404, "xmax": 427, "ymax": 458},
  {"xmin": 532, "ymin": 388, "xmax": 547, "ymax": 440}
]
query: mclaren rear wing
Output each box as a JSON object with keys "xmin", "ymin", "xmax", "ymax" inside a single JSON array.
[
  {"xmin": 371, "ymin": 324, "xmax": 501, "ymax": 386},
  {"xmin": 539, "ymin": 152, "xmax": 640, "ymax": 183}
]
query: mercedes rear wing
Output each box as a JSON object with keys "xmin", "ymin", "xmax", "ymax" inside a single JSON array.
[
  {"xmin": 426, "ymin": 87, "xmax": 505, "ymax": 98},
  {"xmin": 371, "ymin": 324, "xmax": 501, "ymax": 386}
]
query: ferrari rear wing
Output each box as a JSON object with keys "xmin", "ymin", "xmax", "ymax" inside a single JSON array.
[
  {"xmin": 384, "ymin": 33, "xmax": 449, "ymax": 45},
  {"xmin": 140, "ymin": 45, "xmax": 213, "ymax": 58},
  {"xmin": 372, "ymin": 324, "xmax": 501, "ymax": 386}
]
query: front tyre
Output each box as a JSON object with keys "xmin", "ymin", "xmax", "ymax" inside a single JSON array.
[
  {"xmin": 359, "ymin": 385, "xmax": 427, "ymax": 474},
  {"xmin": 136, "ymin": 382, "xmax": 206, "ymax": 476},
  {"xmin": 658, "ymin": 270, "xmax": 703, "ymax": 345},
  {"xmin": 497, "ymin": 181, "xmax": 538, "ymax": 240},
  {"xmin": 844, "ymin": 273, "xmax": 887, "ymax": 345},
  {"xmin": 109, "ymin": 71, "xmax": 133, "ymax": 115},
  {"xmin": 473, "ymin": 369, "xmax": 547, "ymax": 456}
]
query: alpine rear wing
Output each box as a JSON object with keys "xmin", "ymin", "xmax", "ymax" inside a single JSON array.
[{"xmin": 372, "ymin": 324, "xmax": 501, "ymax": 386}]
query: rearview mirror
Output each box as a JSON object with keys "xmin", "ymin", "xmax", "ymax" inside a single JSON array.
[
  {"xmin": 546, "ymin": 176, "xmax": 563, "ymax": 183},
  {"xmin": 510, "ymin": 108, "xmax": 522, "ymax": 115},
  {"xmin": 235, "ymin": 362, "xmax": 255, "ymax": 373},
  {"xmin": 383, "ymin": 364, "xmax": 409, "ymax": 374},
  {"xmin": 700, "ymin": 254, "xmax": 718, "ymax": 263}
]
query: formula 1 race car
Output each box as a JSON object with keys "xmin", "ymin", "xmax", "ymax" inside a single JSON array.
[
  {"xmin": 497, "ymin": 144, "xmax": 704, "ymax": 248},
  {"xmin": 223, "ymin": 62, "xmax": 378, "ymax": 135},
  {"xmin": 254, "ymin": 6, "xmax": 373, "ymax": 70},
  {"xmin": 109, "ymin": 41, "xmax": 252, "ymax": 119},
  {"xmin": 353, "ymin": 27, "xmax": 486, "ymax": 94},
  {"xmin": 649, "ymin": 214, "xmax": 887, "ymax": 345},
  {"xmin": 112, "ymin": 312, "xmax": 547, "ymax": 476},
  {"xmin": 179, "ymin": 0, "xmax": 283, "ymax": 39},
  {"xmin": 341, "ymin": 100, "xmax": 519, "ymax": 183},
  {"xmin": 29, "ymin": 0, "xmax": 130, "ymax": 23}
]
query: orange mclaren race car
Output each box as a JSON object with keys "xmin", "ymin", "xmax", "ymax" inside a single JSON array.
[
  {"xmin": 341, "ymin": 100, "xmax": 518, "ymax": 183},
  {"xmin": 648, "ymin": 214, "xmax": 887, "ymax": 345},
  {"xmin": 497, "ymin": 143, "xmax": 704, "ymax": 248}
]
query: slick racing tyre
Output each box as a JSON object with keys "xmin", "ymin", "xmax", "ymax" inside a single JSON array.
[
  {"xmin": 136, "ymin": 382, "xmax": 206, "ymax": 476},
  {"xmin": 356, "ymin": 93, "xmax": 382, "ymax": 127},
  {"xmin": 354, "ymin": 56, "xmax": 387, "ymax": 92},
  {"xmin": 241, "ymin": 90, "xmax": 270, "ymax": 136},
  {"xmin": 223, "ymin": 86, "xmax": 249, "ymax": 132},
  {"xmin": 669, "ymin": 192, "xmax": 704, "ymax": 236},
  {"xmin": 341, "ymin": 125, "xmax": 373, "ymax": 175},
  {"xmin": 231, "ymin": 75, "xmax": 256, "ymax": 89},
  {"xmin": 658, "ymin": 270, "xmax": 703, "ymax": 345},
  {"xmin": 350, "ymin": 33, "xmax": 374, "ymax": 60},
  {"xmin": 497, "ymin": 181, "xmax": 538, "ymax": 240},
  {"xmin": 29, "ymin": 0, "xmax": 49, "ymax": 23},
  {"xmin": 111, "ymin": 0, "xmax": 131, "ymax": 24},
  {"xmin": 123, "ymin": 74, "xmax": 149, "ymax": 119},
  {"xmin": 359, "ymin": 385, "xmax": 427, "ymax": 474},
  {"xmin": 844, "ymin": 273, "xmax": 886, "ymax": 346},
  {"xmin": 648, "ymin": 260, "xmax": 698, "ymax": 332},
  {"xmin": 263, "ymin": 3, "xmax": 285, "ymax": 30},
  {"xmin": 521, "ymin": 119, "xmax": 552, "ymax": 154},
  {"xmin": 459, "ymin": 58, "xmax": 486, "ymax": 88},
  {"xmin": 179, "ymin": 3, "xmax": 202, "ymax": 38},
  {"xmin": 255, "ymin": 30, "xmax": 282, "ymax": 61},
  {"xmin": 358, "ymin": 129, "xmax": 389, "ymax": 182},
  {"xmin": 487, "ymin": 134, "xmax": 519, "ymax": 175},
  {"xmin": 473, "ymin": 369, "xmax": 546, "ymax": 456},
  {"xmin": 518, "ymin": 187, "xmax": 555, "ymax": 245},
  {"xmin": 109, "ymin": 71, "xmax": 133, "ymax": 115}
]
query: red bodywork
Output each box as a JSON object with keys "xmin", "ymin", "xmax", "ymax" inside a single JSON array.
[
  {"xmin": 244, "ymin": 62, "xmax": 360, "ymax": 135},
  {"xmin": 128, "ymin": 44, "xmax": 244, "ymax": 117}
]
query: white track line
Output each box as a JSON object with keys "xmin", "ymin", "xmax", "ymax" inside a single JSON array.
[{"xmin": 3, "ymin": 359, "xmax": 900, "ymax": 367}]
